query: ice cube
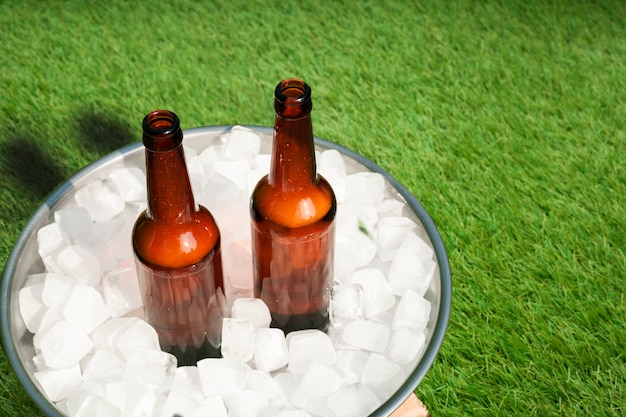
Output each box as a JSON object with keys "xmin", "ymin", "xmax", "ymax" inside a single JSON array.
[
  {"xmin": 318, "ymin": 150, "xmax": 348, "ymax": 203},
  {"xmin": 350, "ymin": 268, "xmax": 395, "ymax": 318},
  {"xmin": 221, "ymin": 318, "xmax": 256, "ymax": 362},
  {"xmin": 39, "ymin": 320, "xmax": 93, "ymax": 369},
  {"xmin": 253, "ymin": 153, "xmax": 271, "ymax": 172},
  {"xmin": 82, "ymin": 349, "xmax": 126, "ymax": 383},
  {"xmin": 333, "ymin": 245, "xmax": 359, "ymax": 284},
  {"xmin": 400, "ymin": 230, "xmax": 435, "ymax": 260},
  {"xmin": 276, "ymin": 410, "xmax": 312, "ymax": 417},
  {"xmin": 18, "ymin": 283, "xmax": 46, "ymax": 333},
  {"xmin": 377, "ymin": 199, "xmax": 406, "ymax": 218},
  {"xmin": 222, "ymin": 241, "xmax": 254, "ymax": 308},
  {"xmin": 361, "ymin": 352, "xmax": 403, "ymax": 384},
  {"xmin": 37, "ymin": 222, "xmax": 66, "ymax": 273},
  {"xmin": 392, "ymin": 289, "xmax": 431, "ymax": 331},
  {"xmin": 248, "ymin": 154, "xmax": 271, "ymax": 192},
  {"xmin": 94, "ymin": 209, "xmax": 139, "ymax": 264},
  {"xmin": 224, "ymin": 389, "xmax": 269, "ymax": 417},
  {"xmin": 247, "ymin": 169, "xmax": 267, "ymax": 197},
  {"xmin": 331, "ymin": 283, "xmax": 364, "ymax": 326},
  {"xmin": 54, "ymin": 207, "xmax": 93, "ymax": 244},
  {"xmin": 223, "ymin": 125, "xmax": 261, "ymax": 163},
  {"xmin": 231, "ymin": 298, "xmax": 271, "ymax": 328},
  {"xmin": 65, "ymin": 388, "xmax": 99, "ymax": 416},
  {"xmin": 41, "ymin": 273, "xmax": 74, "ymax": 308},
  {"xmin": 220, "ymin": 240, "xmax": 254, "ymax": 308},
  {"xmin": 320, "ymin": 168, "xmax": 346, "ymax": 203},
  {"xmin": 273, "ymin": 372, "xmax": 298, "ymax": 405},
  {"xmin": 326, "ymin": 384, "xmax": 380, "ymax": 417},
  {"xmin": 197, "ymin": 145, "xmax": 223, "ymax": 168},
  {"xmin": 337, "ymin": 202, "xmax": 378, "ymax": 234},
  {"xmin": 74, "ymin": 178, "xmax": 125, "ymax": 223},
  {"xmin": 124, "ymin": 348, "xmax": 177, "ymax": 393},
  {"xmin": 102, "ymin": 267, "xmax": 143, "ymax": 318},
  {"xmin": 187, "ymin": 155, "xmax": 210, "ymax": 200},
  {"xmin": 376, "ymin": 217, "xmax": 418, "ymax": 261},
  {"xmin": 184, "ymin": 144, "xmax": 198, "ymax": 159},
  {"xmin": 102, "ymin": 380, "xmax": 159, "ymax": 417},
  {"xmin": 189, "ymin": 396, "xmax": 229, "ymax": 417},
  {"xmin": 69, "ymin": 393, "xmax": 123, "ymax": 417},
  {"xmin": 34, "ymin": 364, "xmax": 82, "ymax": 402},
  {"xmin": 198, "ymin": 173, "xmax": 241, "ymax": 212},
  {"xmin": 34, "ymin": 308, "xmax": 63, "ymax": 339},
  {"xmin": 57, "ymin": 245, "xmax": 101, "ymax": 286},
  {"xmin": 360, "ymin": 353, "xmax": 404, "ymax": 398},
  {"xmin": 342, "ymin": 319, "xmax": 390, "ymax": 352},
  {"xmin": 37, "ymin": 222, "xmax": 69, "ymax": 273},
  {"xmin": 211, "ymin": 197, "xmax": 251, "ymax": 244},
  {"xmin": 171, "ymin": 366, "xmax": 204, "ymax": 398},
  {"xmin": 287, "ymin": 329, "xmax": 336, "ymax": 374},
  {"xmin": 334, "ymin": 210, "xmax": 378, "ymax": 275},
  {"xmin": 253, "ymin": 328, "xmax": 288, "ymax": 372},
  {"xmin": 319, "ymin": 149, "xmax": 347, "ymax": 175},
  {"xmin": 210, "ymin": 160, "xmax": 250, "ymax": 191},
  {"xmin": 197, "ymin": 357, "xmax": 247, "ymax": 397},
  {"xmin": 107, "ymin": 167, "xmax": 146, "ymax": 202},
  {"xmin": 77, "ymin": 209, "xmax": 131, "ymax": 270},
  {"xmin": 387, "ymin": 327, "xmax": 426, "ymax": 364},
  {"xmin": 345, "ymin": 172, "xmax": 386, "ymax": 206},
  {"xmin": 91, "ymin": 317, "xmax": 138, "ymax": 352},
  {"xmin": 245, "ymin": 369, "xmax": 286, "ymax": 408},
  {"xmin": 333, "ymin": 349, "xmax": 369, "ymax": 385},
  {"xmin": 161, "ymin": 370, "xmax": 205, "ymax": 417},
  {"xmin": 388, "ymin": 246, "xmax": 436, "ymax": 296},
  {"xmin": 334, "ymin": 229, "xmax": 377, "ymax": 277},
  {"xmin": 291, "ymin": 363, "xmax": 345, "ymax": 412},
  {"xmin": 113, "ymin": 318, "xmax": 161, "ymax": 360},
  {"xmin": 63, "ymin": 283, "xmax": 110, "ymax": 334}
]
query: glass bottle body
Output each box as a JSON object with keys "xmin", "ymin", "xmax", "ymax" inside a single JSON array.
[
  {"xmin": 132, "ymin": 110, "xmax": 224, "ymax": 366},
  {"xmin": 250, "ymin": 79, "xmax": 336, "ymax": 334},
  {"xmin": 251, "ymin": 178, "xmax": 335, "ymax": 333},
  {"xmin": 133, "ymin": 208, "xmax": 224, "ymax": 366}
]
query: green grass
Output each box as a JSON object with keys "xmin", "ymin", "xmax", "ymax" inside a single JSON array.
[{"xmin": 1, "ymin": 0, "xmax": 625, "ymax": 416}]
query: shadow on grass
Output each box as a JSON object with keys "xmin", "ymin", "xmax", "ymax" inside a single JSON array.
[
  {"xmin": 75, "ymin": 106, "xmax": 136, "ymax": 156},
  {"xmin": 1, "ymin": 131, "xmax": 68, "ymax": 200},
  {"xmin": 1, "ymin": 108, "xmax": 135, "ymax": 202}
]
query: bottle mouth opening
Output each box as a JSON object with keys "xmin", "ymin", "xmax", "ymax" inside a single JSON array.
[
  {"xmin": 143, "ymin": 110, "xmax": 180, "ymax": 136},
  {"xmin": 275, "ymin": 78, "xmax": 311, "ymax": 105}
]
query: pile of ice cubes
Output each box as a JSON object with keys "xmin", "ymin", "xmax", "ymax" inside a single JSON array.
[{"xmin": 18, "ymin": 126, "xmax": 436, "ymax": 417}]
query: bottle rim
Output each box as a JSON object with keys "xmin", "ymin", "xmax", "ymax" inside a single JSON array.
[
  {"xmin": 143, "ymin": 110, "xmax": 180, "ymax": 136},
  {"xmin": 275, "ymin": 78, "xmax": 311, "ymax": 105}
]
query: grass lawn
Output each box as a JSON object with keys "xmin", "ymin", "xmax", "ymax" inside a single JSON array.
[{"xmin": 1, "ymin": 0, "xmax": 624, "ymax": 416}]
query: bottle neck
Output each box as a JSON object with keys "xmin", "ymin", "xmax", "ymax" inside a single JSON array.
[
  {"xmin": 142, "ymin": 110, "xmax": 196, "ymax": 223},
  {"xmin": 145, "ymin": 145, "xmax": 196, "ymax": 222},
  {"xmin": 269, "ymin": 79, "xmax": 317, "ymax": 191},
  {"xmin": 269, "ymin": 114, "xmax": 317, "ymax": 190}
]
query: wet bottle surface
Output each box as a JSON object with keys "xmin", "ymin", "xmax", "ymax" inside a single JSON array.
[
  {"xmin": 132, "ymin": 110, "xmax": 224, "ymax": 366},
  {"xmin": 250, "ymin": 79, "xmax": 336, "ymax": 334}
]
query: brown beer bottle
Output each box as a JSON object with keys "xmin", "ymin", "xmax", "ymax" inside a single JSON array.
[
  {"xmin": 250, "ymin": 79, "xmax": 336, "ymax": 334},
  {"xmin": 132, "ymin": 110, "xmax": 224, "ymax": 366}
]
